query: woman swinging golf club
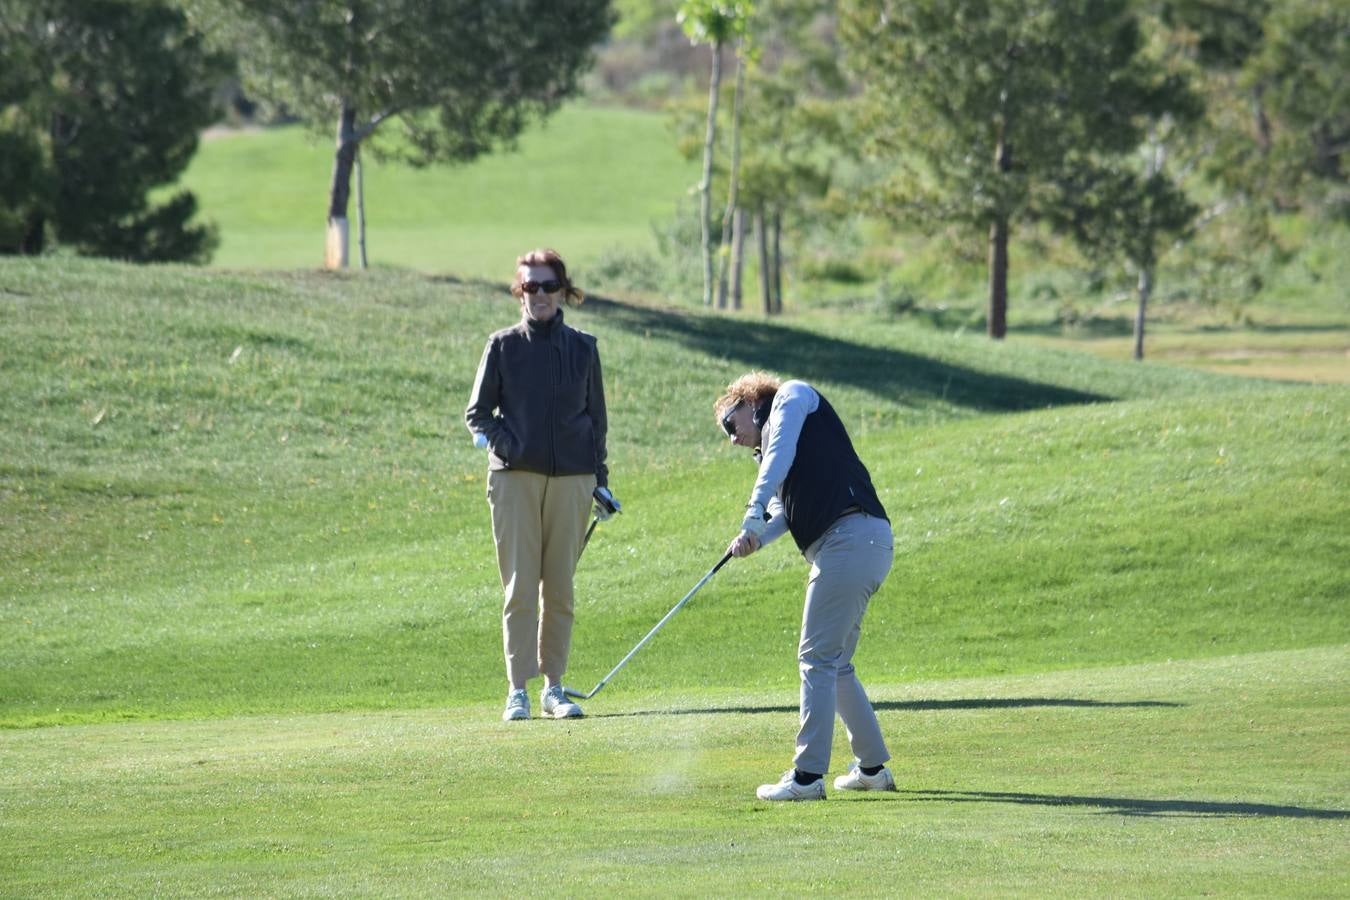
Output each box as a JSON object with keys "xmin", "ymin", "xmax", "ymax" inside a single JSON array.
[{"xmin": 715, "ymin": 372, "xmax": 897, "ymax": 801}]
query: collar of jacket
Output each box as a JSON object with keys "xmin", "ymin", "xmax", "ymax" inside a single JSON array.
[
  {"xmin": 523, "ymin": 308, "xmax": 565, "ymax": 337},
  {"xmin": 752, "ymin": 395, "xmax": 774, "ymax": 430}
]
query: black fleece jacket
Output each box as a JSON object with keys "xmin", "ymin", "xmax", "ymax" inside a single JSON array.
[{"xmin": 464, "ymin": 310, "xmax": 609, "ymax": 488}]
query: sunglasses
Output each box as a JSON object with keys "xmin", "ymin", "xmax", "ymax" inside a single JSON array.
[
  {"xmin": 521, "ymin": 279, "xmax": 564, "ymax": 296},
  {"xmin": 720, "ymin": 403, "xmax": 740, "ymax": 438}
]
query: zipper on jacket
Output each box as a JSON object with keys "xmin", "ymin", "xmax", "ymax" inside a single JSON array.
[{"xmin": 548, "ymin": 330, "xmax": 560, "ymax": 475}]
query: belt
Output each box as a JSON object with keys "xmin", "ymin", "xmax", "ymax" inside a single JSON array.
[{"xmin": 837, "ymin": 505, "xmax": 865, "ymax": 520}]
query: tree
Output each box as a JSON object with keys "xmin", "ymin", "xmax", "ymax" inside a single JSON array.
[
  {"xmin": 840, "ymin": 0, "xmax": 1192, "ymax": 338},
  {"xmin": 0, "ymin": 0, "xmax": 222, "ymax": 261},
  {"xmin": 678, "ymin": 0, "xmax": 751, "ymax": 305},
  {"xmin": 197, "ymin": 0, "xmax": 612, "ymax": 268},
  {"xmin": 1236, "ymin": 0, "xmax": 1348, "ymax": 217},
  {"xmin": 714, "ymin": 33, "xmax": 749, "ymax": 310},
  {"xmin": 668, "ymin": 0, "xmax": 847, "ymax": 314},
  {"xmin": 1050, "ymin": 143, "xmax": 1199, "ymax": 359}
]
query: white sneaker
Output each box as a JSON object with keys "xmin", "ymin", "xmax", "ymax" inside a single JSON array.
[
  {"xmin": 834, "ymin": 764, "xmax": 896, "ymax": 792},
  {"xmin": 502, "ymin": 688, "xmax": 530, "ymax": 722},
  {"xmin": 756, "ymin": 770, "xmax": 825, "ymax": 801},
  {"xmin": 541, "ymin": 684, "xmax": 583, "ymax": 719}
]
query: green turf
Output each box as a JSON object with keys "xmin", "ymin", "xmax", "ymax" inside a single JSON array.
[
  {"xmin": 0, "ymin": 257, "xmax": 1346, "ymax": 894},
  {"xmin": 183, "ymin": 104, "xmax": 699, "ymax": 279},
  {"xmin": 1, "ymin": 648, "xmax": 1345, "ymax": 896}
]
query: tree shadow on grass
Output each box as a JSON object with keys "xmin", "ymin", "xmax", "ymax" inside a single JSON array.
[
  {"xmin": 900, "ymin": 789, "xmax": 1350, "ymax": 820},
  {"xmin": 597, "ymin": 697, "xmax": 1180, "ymax": 719},
  {"xmin": 583, "ymin": 295, "xmax": 1107, "ymax": 412}
]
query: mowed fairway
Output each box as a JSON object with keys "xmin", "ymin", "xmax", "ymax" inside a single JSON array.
[
  {"xmin": 1, "ymin": 259, "xmax": 1346, "ymax": 895},
  {"xmin": 3, "ymin": 650, "xmax": 1345, "ymax": 896}
]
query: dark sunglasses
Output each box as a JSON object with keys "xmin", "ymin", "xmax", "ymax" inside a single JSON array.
[
  {"xmin": 720, "ymin": 403, "xmax": 740, "ymax": 438},
  {"xmin": 522, "ymin": 279, "xmax": 564, "ymax": 296}
]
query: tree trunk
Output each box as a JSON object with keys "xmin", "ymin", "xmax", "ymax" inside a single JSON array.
[
  {"xmin": 755, "ymin": 208, "xmax": 771, "ymax": 315},
  {"xmin": 1134, "ymin": 265, "xmax": 1152, "ymax": 361},
  {"xmin": 698, "ymin": 40, "xmax": 723, "ymax": 306},
  {"xmin": 771, "ymin": 209, "xmax": 782, "ymax": 314},
  {"xmin": 1134, "ymin": 126, "xmax": 1164, "ymax": 361},
  {"xmin": 715, "ymin": 39, "xmax": 745, "ymax": 310},
  {"xmin": 355, "ymin": 145, "xmax": 368, "ymax": 270},
  {"xmin": 326, "ymin": 102, "xmax": 358, "ymax": 270},
  {"xmin": 986, "ymin": 100, "xmax": 1013, "ymax": 339},
  {"xmin": 20, "ymin": 212, "xmax": 45, "ymax": 254},
  {"xmin": 988, "ymin": 215, "xmax": 1009, "ymax": 339},
  {"xmin": 730, "ymin": 205, "xmax": 745, "ymax": 310}
]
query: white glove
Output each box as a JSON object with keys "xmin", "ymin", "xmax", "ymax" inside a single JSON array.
[
  {"xmin": 472, "ymin": 432, "xmax": 488, "ymax": 450},
  {"xmin": 740, "ymin": 501, "xmax": 768, "ymax": 537},
  {"xmin": 593, "ymin": 486, "xmax": 621, "ymax": 521}
]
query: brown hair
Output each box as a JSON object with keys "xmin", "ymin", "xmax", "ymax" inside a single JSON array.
[
  {"xmin": 713, "ymin": 371, "xmax": 781, "ymax": 427},
  {"xmin": 511, "ymin": 247, "xmax": 585, "ymax": 307}
]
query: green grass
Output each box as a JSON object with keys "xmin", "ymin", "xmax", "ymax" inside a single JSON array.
[
  {"xmin": 184, "ymin": 104, "xmax": 700, "ymax": 279},
  {"xmin": 1, "ymin": 258, "xmax": 1346, "ymax": 894},
  {"xmin": 2, "ymin": 648, "xmax": 1345, "ymax": 896}
]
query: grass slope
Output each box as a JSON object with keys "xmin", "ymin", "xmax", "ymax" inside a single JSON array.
[
  {"xmin": 2, "ymin": 258, "xmax": 1345, "ymax": 895},
  {"xmin": 2, "ymin": 647, "xmax": 1346, "ymax": 896},
  {"xmin": 1, "ymin": 259, "xmax": 1345, "ymax": 729},
  {"xmin": 184, "ymin": 104, "xmax": 699, "ymax": 279}
]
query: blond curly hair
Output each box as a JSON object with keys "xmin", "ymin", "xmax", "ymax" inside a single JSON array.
[{"xmin": 713, "ymin": 371, "xmax": 781, "ymax": 429}]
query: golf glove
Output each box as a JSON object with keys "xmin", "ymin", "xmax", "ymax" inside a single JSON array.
[
  {"xmin": 593, "ymin": 486, "xmax": 621, "ymax": 521},
  {"xmin": 741, "ymin": 501, "xmax": 768, "ymax": 537},
  {"xmin": 472, "ymin": 431, "xmax": 488, "ymax": 450}
]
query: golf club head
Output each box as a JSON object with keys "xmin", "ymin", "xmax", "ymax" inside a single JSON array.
[{"xmin": 561, "ymin": 684, "xmax": 596, "ymax": 701}]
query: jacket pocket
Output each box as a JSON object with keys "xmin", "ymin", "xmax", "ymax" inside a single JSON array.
[{"xmin": 490, "ymin": 422, "xmax": 518, "ymax": 466}]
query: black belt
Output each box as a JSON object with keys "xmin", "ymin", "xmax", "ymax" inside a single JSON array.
[{"xmin": 837, "ymin": 505, "xmax": 865, "ymax": 520}]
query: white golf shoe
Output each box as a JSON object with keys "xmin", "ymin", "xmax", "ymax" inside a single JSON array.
[
  {"xmin": 756, "ymin": 770, "xmax": 825, "ymax": 801},
  {"xmin": 502, "ymin": 688, "xmax": 530, "ymax": 722},
  {"xmin": 833, "ymin": 764, "xmax": 897, "ymax": 792},
  {"xmin": 541, "ymin": 684, "xmax": 583, "ymax": 719}
]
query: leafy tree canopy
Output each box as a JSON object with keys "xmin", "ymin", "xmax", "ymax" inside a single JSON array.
[
  {"xmin": 0, "ymin": 0, "xmax": 224, "ymax": 261},
  {"xmin": 197, "ymin": 0, "xmax": 613, "ymax": 167},
  {"xmin": 841, "ymin": 0, "xmax": 1188, "ymax": 228}
]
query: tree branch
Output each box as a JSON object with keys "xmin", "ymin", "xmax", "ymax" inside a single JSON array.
[{"xmin": 354, "ymin": 108, "xmax": 399, "ymax": 143}]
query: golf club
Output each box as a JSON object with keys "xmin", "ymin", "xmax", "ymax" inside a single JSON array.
[
  {"xmin": 579, "ymin": 515, "xmax": 599, "ymax": 554},
  {"xmin": 563, "ymin": 549, "xmax": 734, "ymax": 701},
  {"xmin": 578, "ymin": 486, "xmax": 620, "ymax": 561}
]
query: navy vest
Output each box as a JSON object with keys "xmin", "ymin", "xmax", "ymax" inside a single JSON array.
[{"xmin": 756, "ymin": 389, "xmax": 888, "ymax": 552}]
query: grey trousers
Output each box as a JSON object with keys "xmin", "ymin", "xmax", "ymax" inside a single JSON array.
[{"xmin": 793, "ymin": 512, "xmax": 894, "ymax": 776}]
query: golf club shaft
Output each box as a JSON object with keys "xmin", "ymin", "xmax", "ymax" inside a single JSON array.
[
  {"xmin": 579, "ymin": 516, "xmax": 599, "ymax": 556},
  {"xmin": 565, "ymin": 550, "xmax": 733, "ymax": 701}
]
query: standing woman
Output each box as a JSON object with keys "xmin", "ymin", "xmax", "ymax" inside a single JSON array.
[
  {"xmin": 466, "ymin": 248, "xmax": 618, "ymax": 722},
  {"xmin": 715, "ymin": 372, "xmax": 896, "ymax": 800}
]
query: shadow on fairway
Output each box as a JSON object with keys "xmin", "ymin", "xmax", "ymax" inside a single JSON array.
[
  {"xmin": 583, "ymin": 295, "xmax": 1107, "ymax": 412},
  {"xmin": 901, "ymin": 789, "xmax": 1350, "ymax": 820},
  {"xmin": 595, "ymin": 697, "xmax": 1181, "ymax": 719}
]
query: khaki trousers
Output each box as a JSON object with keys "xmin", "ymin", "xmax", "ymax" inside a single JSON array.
[{"xmin": 487, "ymin": 469, "xmax": 595, "ymax": 687}]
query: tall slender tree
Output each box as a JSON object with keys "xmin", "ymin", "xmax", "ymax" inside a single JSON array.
[
  {"xmin": 678, "ymin": 0, "xmax": 751, "ymax": 305},
  {"xmin": 714, "ymin": 34, "xmax": 749, "ymax": 310}
]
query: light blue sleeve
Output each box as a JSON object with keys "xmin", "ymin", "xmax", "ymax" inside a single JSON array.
[
  {"xmin": 759, "ymin": 495, "xmax": 789, "ymax": 545},
  {"xmin": 747, "ymin": 381, "xmax": 819, "ymax": 515}
]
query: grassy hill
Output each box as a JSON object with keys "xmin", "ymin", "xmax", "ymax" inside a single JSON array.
[
  {"xmin": 179, "ymin": 101, "xmax": 1349, "ymax": 388},
  {"xmin": 184, "ymin": 104, "xmax": 699, "ymax": 279},
  {"xmin": 1, "ymin": 258, "xmax": 1345, "ymax": 894}
]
